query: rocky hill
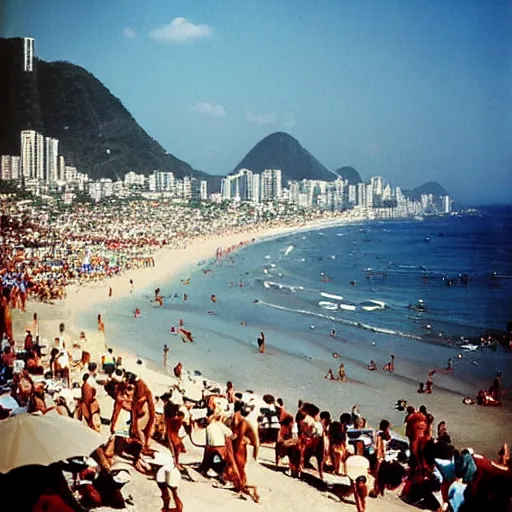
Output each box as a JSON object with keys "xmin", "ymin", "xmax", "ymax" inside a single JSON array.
[
  {"xmin": 0, "ymin": 37, "xmax": 213, "ymax": 184},
  {"xmin": 231, "ymin": 132, "xmax": 337, "ymax": 183},
  {"xmin": 333, "ymin": 166, "xmax": 362, "ymax": 184},
  {"xmin": 406, "ymin": 181, "xmax": 448, "ymax": 199}
]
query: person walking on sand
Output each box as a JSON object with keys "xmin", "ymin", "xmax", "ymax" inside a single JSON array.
[
  {"xmin": 257, "ymin": 332, "xmax": 265, "ymax": 354},
  {"xmin": 129, "ymin": 279, "xmax": 134, "ymax": 294}
]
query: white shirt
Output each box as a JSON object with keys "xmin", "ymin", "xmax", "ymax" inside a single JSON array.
[{"xmin": 205, "ymin": 421, "xmax": 232, "ymax": 447}]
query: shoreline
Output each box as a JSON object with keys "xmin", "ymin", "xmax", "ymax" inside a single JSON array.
[{"xmin": 14, "ymin": 213, "xmax": 512, "ymax": 461}]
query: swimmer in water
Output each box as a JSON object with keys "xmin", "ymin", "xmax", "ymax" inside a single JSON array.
[
  {"xmin": 183, "ymin": 293, "xmax": 188, "ymax": 301},
  {"xmin": 134, "ymin": 308, "xmax": 141, "ymax": 318},
  {"xmin": 330, "ymin": 329, "xmax": 336, "ymax": 338},
  {"xmin": 210, "ymin": 294, "xmax": 216, "ymax": 303}
]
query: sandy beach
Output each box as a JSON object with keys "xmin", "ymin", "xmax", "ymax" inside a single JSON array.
[{"xmin": 11, "ymin": 216, "xmax": 511, "ymax": 511}]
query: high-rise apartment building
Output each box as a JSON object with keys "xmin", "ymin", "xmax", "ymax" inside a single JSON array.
[
  {"xmin": 261, "ymin": 169, "xmax": 282, "ymax": 201},
  {"xmin": 44, "ymin": 137, "xmax": 59, "ymax": 182},
  {"xmin": 23, "ymin": 37, "xmax": 35, "ymax": 72},
  {"xmin": 200, "ymin": 180, "xmax": 208, "ymax": 200},
  {"xmin": 35, "ymin": 133, "xmax": 44, "ymax": 180},
  {"xmin": 220, "ymin": 177, "xmax": 230, "ymax": 200},
  {"xmin": 21, "ymin": 130, "xmax": 36, "ymax": 178},
  {"xmin": 370, "ymin": 176, "xmax": 383, "ymax": 197}
]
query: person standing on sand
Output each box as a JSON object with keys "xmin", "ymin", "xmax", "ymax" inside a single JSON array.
[
  {"xmin": 97, "ymin": 314, "xmax": 105, "ymax": 333},
  {"xmin": 163, "ymin": 344, "xmax": 169, "ymax": 368},
  {"xmin": 126, "ymin": 372, "xmax": 156, "ymax": 465},
  {"xmin": 129, "ymin": 279, "xmax": 134, "ymax": 294},
  {"xmin": 79, "ymin": 373, "xmax": 101, "ymax": 432},
  {"xmin": 338, "ymin": 363, "xmax": 347, "ymax": 382},
  {"xmin": 257, "ymin": 332, "xmax": 265, "ymax": 353}
]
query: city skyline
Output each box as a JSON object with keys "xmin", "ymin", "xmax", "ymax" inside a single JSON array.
[{"xmin": 2, "ymin": 0, "xmax": 511, "ymax": 203}]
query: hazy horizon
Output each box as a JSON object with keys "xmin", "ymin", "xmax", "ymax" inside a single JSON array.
[{"xmin": 2, "ymin": 0, "xmax": 511, "ymax": 203}]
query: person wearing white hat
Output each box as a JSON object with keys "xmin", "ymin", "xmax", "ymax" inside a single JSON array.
[{"xmin": 143, "ymin": 452, "xmax": 183, "ymax": 512}]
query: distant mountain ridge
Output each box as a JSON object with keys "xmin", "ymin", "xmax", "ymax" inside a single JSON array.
[
  {"xmin": 405, "ymin": 181, "xmax": 448, "ymax": 199},
  {"xmin": 0, "ymin": 37, "xmax": 214, "ymax": 184},
  {"xmin": 334, "ymin": 166, "xmax": 362, "ymax": 184},
  {"xmin": 231, "ymin": 132, "xmax": 338, "ymax": 183}
]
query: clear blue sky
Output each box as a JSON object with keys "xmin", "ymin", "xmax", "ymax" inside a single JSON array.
[{"xmin": 2, "ymin": 0, "xmax": 511, "ymax": 203}]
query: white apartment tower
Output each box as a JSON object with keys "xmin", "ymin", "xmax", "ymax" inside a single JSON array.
[
  {"xmin": 356, "ymin": 182, "xmax": 366, "ymax": 206},
  {"xmin": 443, "ymin": 196, "xmax": 452, "ymax": 214},
  {"xmin": 58, "ymin": 155, "xmax": 66, "ymax": 182},
  {"xmin": 183, "ymin": 176, "xmax": 192, "ymax": 199},
  {"xmin": 261, "ymin": 169, "xmax": 282, "ymax": 201},
  {"xmin": 35, "ymin": 133, "xmax": 44, "ymax": 180},
  {"xmin": 348, "ymin": 184, "xmax": 357, "ymax": 205},
  {"xmin": 23, "ymin": 37, "xmax": 35, "ymax": 72},
  {"xmin": 370, "ymin": 176, "xmax": 383, "ymax": 197},
  {"xmin": 21, "ymin": 130, "xmax": 36, "ymax": 178},
  {"xmin": 44, "ymin": 137, "xmax": 59, "ymax": 182},
  {"xmin": 200, "ymin": 180, "xmax": 208, "ymax": 200},
  {"xmin": 251, "ymin": 173, "xmax": 260, "ymax": 203},
  {"xmin": 220, "ymin": 177, "xmax": 231, "ymax": 200}
]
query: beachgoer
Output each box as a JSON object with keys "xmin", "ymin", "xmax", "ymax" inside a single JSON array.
[
  {"xmin": 163, "ymin": 344, "xmax": 169, "ymax": 368},
  {"xmin": 226, "ymin": 381, "xmax": 235, "ymax": 403},
  {"xmin": 257, "ymin": 332, "xmax": 265, "ymax": 354},
  {"xmin": 109, "ymin": 286, "xmax": 112, "ymax": 297},
  {"xmin": 370, "ymin": 419, "xmax": 391, "ymax": 497},
  {"xmin": 338, "ymin": 363, "xmax": 347, "ymax": 382},
  {"xmin": 325, "ymin": 369, "xmax": 335, "ymax": 380},
  {"xmin": 446, "ymin": 358, "xmax": 454, "ymax": 371},
  {"xmin": 134, "ymin": 308, "xmax": 141, "ymax": 318},
  {"xmin": 425, "ymin": 370, "xmax": 435, "ymax": 394},
  {"xmin": 211, "ymin": 294, "xmax": 216, "ymax": 303},
  {"xmin": 79, "ymin": 373, "xmax": 101, "ymax": 432},
  {"xmin": 231, "ymin": 401, "xmax": 260, "ymax": 492},
  {"xmin": 129, "ymin": 279, "xmax": 134, "ymax": 293},
  {"xmin": 489, "ymin": 371, "xmax": 502, "ymax": 401},
  {"xmin": 330, "ymin": 329, "xmax": 336, "ymax": 338},
  {"xmin": 173, "ymin": 362, "xmax": 183, "ymax": 380},
  {"xmin": 97, "ymin": 314, "xmax": 105, "ymax": 333},
  {"xmin": 368, "ymin": 360, "xmax": 377, "ymax": 371},
  {"xmin": 126, "ymin": 372, "xmax": 156, "ymax": 460},
  {"xmin": 417, "ymin": 382, "xmax": 425, "ymax": 393},
  {"xmin": 101, "ymin": 348, "xmax": 116, "ymax": 376},
  {"xmin": 383, "ymin": 354, "xmax": 395, "ymax": 372}
]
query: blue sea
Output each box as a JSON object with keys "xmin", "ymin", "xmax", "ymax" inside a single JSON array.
[{"xmin": 79, "ymin": 205, "xmax": 512, "ymax": 438}]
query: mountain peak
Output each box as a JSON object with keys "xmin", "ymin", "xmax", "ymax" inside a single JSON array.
[
  {"xmin": 231, "ymin": 132, "xmax": 336, "ymax": 183},
  {"xmin": 334, "ymin": 166, "xmax": 362, "ymax": 184}
]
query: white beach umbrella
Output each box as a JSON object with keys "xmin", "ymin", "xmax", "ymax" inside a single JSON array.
[{"xmin": 0, "ymin": 413, "xmax": 104, "ymax": 474}]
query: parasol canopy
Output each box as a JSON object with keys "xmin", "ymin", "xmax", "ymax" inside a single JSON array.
[{"xmin": 0, "ymin": 413, "xmax": 104, "ymax": 474}]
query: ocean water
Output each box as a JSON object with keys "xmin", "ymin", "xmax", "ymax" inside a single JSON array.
[{"xmin": 80, "ymin": 205, "xmax": 512, "ymax": 400}]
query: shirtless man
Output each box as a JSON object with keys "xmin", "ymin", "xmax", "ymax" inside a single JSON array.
[
  {"xmin": 126, "ymin": 372, "xmax": 156, "ymax": 458},
  {"xmin": 80, "ymin": 373, "xmax": 101, "ymax": 432},
  {"xmin": 230, "ymin": 401, "xmax": 260, "ymax": 485}
]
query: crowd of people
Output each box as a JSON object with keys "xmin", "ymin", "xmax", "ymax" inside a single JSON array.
[{"xmin": 1, "ymin": 195, "xmax": 512, "ymax": 511}]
